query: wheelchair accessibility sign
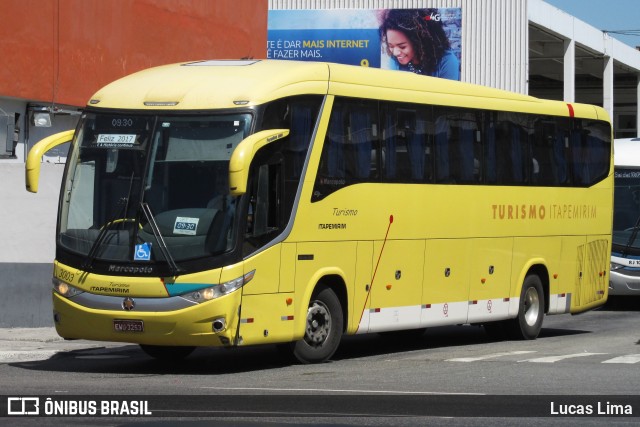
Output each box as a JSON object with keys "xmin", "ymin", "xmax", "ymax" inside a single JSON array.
[{"xmin": 134, "ymin": 243, "xmax": 152, "ymax": 261}]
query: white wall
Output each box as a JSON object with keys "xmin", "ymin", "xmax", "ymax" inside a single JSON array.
[{"xmin": 0, "ymin": 163, "xmax": 64, "ymax": 264}]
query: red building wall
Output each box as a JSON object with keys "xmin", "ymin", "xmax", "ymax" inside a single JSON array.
[{"xmin": 0, "ymin": 0, "xmax": 267, "ymax": 107}]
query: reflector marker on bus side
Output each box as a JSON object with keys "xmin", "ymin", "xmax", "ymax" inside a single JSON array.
[
  {"xmin": 281, "ymin": 315, "xmax": 294, "ymax": 321},
  {"xmin": 240, "ymin": 318, "xmax": 254, "ymax": 323}
]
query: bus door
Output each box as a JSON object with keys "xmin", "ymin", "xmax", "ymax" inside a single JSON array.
[{"xmin": 236, "ymin": 160, "xmax": 296, "ymax": 346}]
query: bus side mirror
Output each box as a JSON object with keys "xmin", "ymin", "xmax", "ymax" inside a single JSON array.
[
  {"xmin": 25, "ymin": 130, "xmax": 74, "ymax": 193},
  {"xmin": 229, "ymin": 129, "xmax": 289, "ymax": 196}
]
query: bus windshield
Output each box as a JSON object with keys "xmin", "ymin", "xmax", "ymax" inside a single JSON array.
[
  {"xmin": 58, "ymin": 112, "xmax": 251, "ymax": 271},
  {"xmin": 612, "ymin": 167, "xmax": 640, "ymax": 253}
]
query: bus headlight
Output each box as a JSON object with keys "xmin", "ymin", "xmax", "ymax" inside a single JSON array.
[
  {"xmin": 182, "ymin": 270, "xmax": 255, "ymax": 303},
  {"xmin": 610, "ymin": 262, "xmax": 625, "ymax": 271},
  {"xmin": 52, "ymin": 277, "xmax": 84, "ymax": 298}
]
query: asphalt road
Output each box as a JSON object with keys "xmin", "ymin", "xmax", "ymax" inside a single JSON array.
[{"xmin": 1, "ymin": 296, "xmax": 639, "ymax": 426}]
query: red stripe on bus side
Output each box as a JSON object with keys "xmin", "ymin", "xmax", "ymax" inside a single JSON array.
[{"xmin": 567, "ymin": 103, "xmax": 574, "ymax": 117}]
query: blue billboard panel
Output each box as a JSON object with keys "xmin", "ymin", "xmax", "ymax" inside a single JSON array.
[
  {"xmin": 268, "ymin": 8, "xmax": 462, "ymax": 81},
  {"xmin": 267, "ymin": 29, "xmax": 381, "ymax": 67}
]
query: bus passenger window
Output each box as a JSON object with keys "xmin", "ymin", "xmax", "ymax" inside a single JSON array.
[
  {"xmin": 434, "ymin": 115, "xmax": 450, "ymax": 182},
  {"xmin": 349, "ymin": 110, "xmax": 375, "ymax": 180},
  {"xmin": 381, "ymin": 105, "xmax": 431, "ymax": 183},
  {"xmin": 312, "ymin": 98, "xmax": 379, "ymax": 201}
]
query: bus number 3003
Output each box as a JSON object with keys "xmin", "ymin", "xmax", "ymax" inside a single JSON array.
[{"xmin": 57, "ymin": 269, "xmax": 75, "ymax": 283}]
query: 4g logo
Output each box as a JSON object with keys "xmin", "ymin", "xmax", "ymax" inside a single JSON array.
[
  {"xmin": 7, "ymin": 397, "xmax": 39, "ymax": 415},
  {"xmin": 424, "ymin": 12, "xmax": 441, "ymax": 21}
]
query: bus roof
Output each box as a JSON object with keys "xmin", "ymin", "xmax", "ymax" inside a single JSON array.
[
  {"xmin": 88, "ymin": 59, "xmax": 608, "ymax": 121},
  {"xmin": 614, "ymin": 138, "xmax": 640, "ymax": 167}
]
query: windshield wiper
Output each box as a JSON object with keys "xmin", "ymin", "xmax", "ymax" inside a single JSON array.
[
  {"xmin": 82, "ymin": 197, "xmax": 128, "ymax": 271},
  {"xmin": 83, "ymin": 172, "xmax": 136, "ymax": 271},
  {"xmin": 622, "ymin": 214, "xmax": 640, "ymax": 256},
  {"xmin": 140, "ymin": 202, "xmax": 181, "ymax": 277}
]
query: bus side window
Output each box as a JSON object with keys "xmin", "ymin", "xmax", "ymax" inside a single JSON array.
[
  {"xmin": 381, "ymin": 105, "xmax": 431, "ymax": 183},
  {"xmin": 244, "ymin": 156, "xmax": 283, "ymax": 255},
  {"xmin": 494, "ymin": 112, "xmax": 530, "ymax": 185},
  {"xmin": 569, "ymin": 123, "xmax": 588, "ymax": 185},
  {"xmin": 406, "ymin": 112, "xmax": 428, "ymax": 181},
  {"xmin": 288, "ymin": 104, "xmax": 314, "ymax": 179},
  {"xmin": 532, "ymin": 119, "xmax": 560, "ymax": 185},
  {"xmin": 581, "ymin": 120, "xmax": 611, "ymax": 185},
  {"xmin": 434, "ymin": 114, "xmax": 450, "ymax": 183},
  {"xmin": 312, "ymin": 98, "xmax": 379, "ymax": 201},
  {"xmin": 349, "ymin": 109, "xmax": 374, "ymax": 180},
  {"xmin": 483, "ymin": 113, "xmax": 497, "ymax": 184},
  {"xmin": 453, "ymin": 112, "xmax": 476, "ymax": 183},
  {"xmin": 381, "ymin": 105, "xmax": 398, "ymax": 180}
]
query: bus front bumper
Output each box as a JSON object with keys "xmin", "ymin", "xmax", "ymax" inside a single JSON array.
[
  {"xmin": 609, "ymin": 270, "xmax": 640, "ymax": 296},
  {"xmin": 52, "ymin": 290, "xmax": 241, "ymax": 347}
]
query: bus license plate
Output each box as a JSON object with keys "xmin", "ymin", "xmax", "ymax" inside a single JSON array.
[{"xmin": 113, "ymin": 319, "xmax": 144, "ymax": 333}]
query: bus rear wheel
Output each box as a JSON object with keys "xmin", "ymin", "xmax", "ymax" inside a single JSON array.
[
  {"xmin": 139, "ymin": 344, "xmax": 195, "ymax": 361},
  {"xmin": 292, "ymin": 285, "xmax": 343, "ymax": 364},
  {"xmin": 508, "ymin": 274, "xmax": 544, "ymax": 340}
]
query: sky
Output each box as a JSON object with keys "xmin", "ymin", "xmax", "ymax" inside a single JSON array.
[{"xmin": 544, "ymin": 0, "xmax": 640, "ymax": 48}]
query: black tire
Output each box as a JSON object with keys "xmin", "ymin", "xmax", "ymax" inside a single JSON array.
[
  {"xmin": 507, "ymin": 274, "xmax": 545, "ymax": 340},
  {"xmin": 139, "ymin": 344, "xmax": 196, "ymax": 361},
  {"xmin": 483, "ymin": 321, "xmax": 508, "ymax": 341},
  {"xmin": 292, "ymin": 285, "xmax": 343, "ymax": 364}
]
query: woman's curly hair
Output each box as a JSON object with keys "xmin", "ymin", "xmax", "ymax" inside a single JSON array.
[{"xmin": 379, "ymin": 8, "xmax": 450, "ymax": 74}]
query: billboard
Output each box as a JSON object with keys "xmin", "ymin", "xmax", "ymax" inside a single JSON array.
[{"xmin": 267, "ymin": 8, "xmax": 461, "ymax": 80}]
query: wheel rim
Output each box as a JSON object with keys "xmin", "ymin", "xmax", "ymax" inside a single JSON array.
[
  {"xmin": 523, "ymin": 286, "xmax": 540, "ymax": 326},
  {"xmin": 304, "ymin": 300, "xmax": 332, "ymax": 348}
]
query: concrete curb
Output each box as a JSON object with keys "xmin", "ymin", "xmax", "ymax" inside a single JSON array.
[{"xmin": 0, "ymin": 327, "xmax": 125, "ymax": 363}]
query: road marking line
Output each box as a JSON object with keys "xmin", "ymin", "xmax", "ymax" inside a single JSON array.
[
  {"xmin": 601, "ymin": 354, "xmax": 640, "ymax": 364},
  {"xmin": 75, "ymin": 355, "xmax": 129, "ymax": 360},
  {"xmin": 201, "ymin": 387, "xmax": 484, "ymax": 395},
  {"xmin": 447, "ymin": 350, "xmax": 537, "ymax": 362},
  {"xmin": 519, "ymin": 352, "xmax": 606, "ymax": 363}
]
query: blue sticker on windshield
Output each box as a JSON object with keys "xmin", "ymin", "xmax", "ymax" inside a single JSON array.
[{"xmin": 134, "ymin": 243, "xmax": 152, "ymax": 261}]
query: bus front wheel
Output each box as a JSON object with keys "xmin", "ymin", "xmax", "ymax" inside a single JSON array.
[
  {"xmin": 292, "ymin": 285, "xmax": 343, "ymax": 364},
  {"xmin": 508, "ymin": 274, "xmax": 545, "ymax": 340}
]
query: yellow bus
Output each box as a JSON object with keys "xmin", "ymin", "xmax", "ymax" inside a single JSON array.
[{"xmin": 26, "ymin": 60, "xmax": 612, "ymax": 363}]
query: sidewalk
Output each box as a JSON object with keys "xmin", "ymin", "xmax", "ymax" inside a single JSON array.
[{"xmin": 0, "ymin": 327, "xmax": 123, "ymax": 363}]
